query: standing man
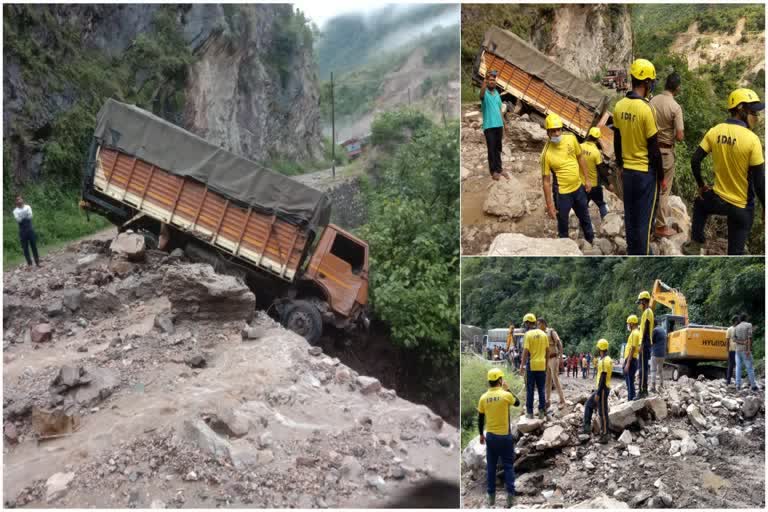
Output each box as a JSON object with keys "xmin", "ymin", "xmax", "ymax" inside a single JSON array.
[
  {"xmin": 480, "ymin": 70, "xmax": 509, "ymax": 181},
  {"xmin": 650, "ymin": 318, "xmax": 667, "ymax": 392},
  {"xmin": 540, "ymin": 113, "xmax": 595, "ymax": 243},
  {"xmin": 649, "ymin": 72, "xmax": 685, "ymax": 238},
  {"xmin": 726, "ymin": 315, "xmax": 739, "ymax": 387},
  {"xmin": 581, "ymin": 353, "xmax": 588, "ymax": 379},
  {"xmin": 637, "ymin": 291, "xmax": 655, "ymax": 399},
  {"xmin": 624, "ymin": 315, "xmax": 641, "ymax": 401},
  {"xmin": 585, "ymin": 352, "xmax": 592, "ymax": 378},
  {"xmin": 519, "ymin": 313, "xmax": 549, "ymax": 419},
  {"xmin": 733, "ymin": 313, "xmax": 759, "ymax": 391},
  {"xmin": 13, "ymin": 195, "xmax": 41, "ymax": 268},
  {"xmin": 477, "ymin": 368, "xmax": 520, "ymax": 507},
  {"xmin": 612, "ymin": 59, "xmax": 663, "ymax": 255},
  {"xmin": 583, "ymin": 339, "xmax": 613, "ymax": 443},
  {"xmin": 683, "ymin": 88, "xmax": 765, "ymax": 255},
  {"xmin": 580, "ymin": 127, "xmax": 610, "ymax": 218},
  {"xmin": 538, "ymin": 318, "xmax": 566, "ymax": 408}
]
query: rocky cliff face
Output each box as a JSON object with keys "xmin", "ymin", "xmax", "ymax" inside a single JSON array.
[
  {"xmin": 3, "ymin": 4, "xmax": 323, "ymax": 185},
  {"xmin": 531, "ymin": 4, "xmax": 633, "ymax": 81}
]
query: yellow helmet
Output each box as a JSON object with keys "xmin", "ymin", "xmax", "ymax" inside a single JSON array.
[
  {"xmin": 545, "ymin": 113, "xmax": 564, "ymax": 130},
  {"xmin": 588, "ymin": 127, "xmax": 602, "ymax": 139},
  {"xmin": 637, "ymin": 291, "xmax": 651, "ymax": 302},
  {"xmin": 629, "ymin": 59, "xmax": 656, "ymax": 81},
  {"xmin": 523, "ymin": 313, "xmax": 537, "ymax": 323},
  {"xmin": 597, "ymin": 339, "xmax": 609, "ymax": 351},
  {"xmin": 626, "ymin": 314, "xmax": 639, "ymax": 325},
  {"xmin": 728, "ymin": 88, "xmax": 766, "ymax": 111},
  {"xmin": 488, "ymin": 368, "xmax": 504, "ymax": 382}
]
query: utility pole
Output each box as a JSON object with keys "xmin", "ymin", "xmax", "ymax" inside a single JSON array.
[
  {"xmin": 331, "ymin": 72, "xmax": 336, "ymax": 178},
  {"xmin": 408, "ymin": 87, "xmax": 411, "ymax": 105}
]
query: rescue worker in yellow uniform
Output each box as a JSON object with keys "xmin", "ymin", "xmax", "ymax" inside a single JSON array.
[
  {"xmin": 683, "ymin": 88, "xmax": 765, "ymax": 255},
  {"xmin": 519, "ymin": 313, "xmax": 549, "ymax": 419},
  {"xmin": 637, "ymin": 291, "xmax": 655, "ymax": 399},
  {"xmin": 541, "ymin": 113, "xmax": 595, "ymax": 243},
  {"xmin": 478, "ymin": 368, "xmax": 521, "ymax": 507},
  {"xmin": 623, "ymin": 315, "xmax": 641, "ymax": 400},
  {"xmin": 580, "ymin": 127, "xmax": 610, "ymax": 219},
  {"xmin": 583, "ymin": 339, "xmax": 612, "ymax": 443},
  {"xmin": 612, "ymin": 59, "xmax": 663, "ymax": 255}
]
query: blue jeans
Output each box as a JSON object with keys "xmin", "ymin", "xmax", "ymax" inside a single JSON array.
[
  {"xmin": 623, "ymin": 167, "xmax": 659, "ymax": 255},
  {"xmin": 735, "ymin": 351, "xmax": 757, "ymax": 389},
  {"xmin": 556, "ymin": 186, "xmax": 594, "ymax": 242},
  {"xmin": 584, "ymin": 388, "xmax": 610, "ymax": 434},
  {"xmin": 526, "ymin": 369, "xmax": 547, "ymax": 415},
  {"xmin": 625, "ymin": 358, "xmax": 638, "ymax": 401},
  {"xmin": 486, "ymin": 432, "xmax": 515, "ymax": 496}
]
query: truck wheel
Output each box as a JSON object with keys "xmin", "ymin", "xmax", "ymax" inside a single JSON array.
[{"xmin": 281, "ymin": 300, "xmax": 323, "ymax": 344}]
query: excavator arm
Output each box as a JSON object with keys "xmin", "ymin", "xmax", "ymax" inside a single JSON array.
[{"xmin": 650, "ymin": 279, "xmax": 689, "ymax": 325}]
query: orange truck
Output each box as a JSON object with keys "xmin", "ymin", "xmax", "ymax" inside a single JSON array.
[{"xmin": 81, "ymin": 99, "xmax": 369, "ymax": 342}]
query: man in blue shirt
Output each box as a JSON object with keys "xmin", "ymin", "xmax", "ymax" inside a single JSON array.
[
  {"xmin": 480, "ymin": 70, "xmax": 509, "ymax": 181},
  {"xmin": 650, "ymin": 319, "xmax": 667, "ymax": 392}
]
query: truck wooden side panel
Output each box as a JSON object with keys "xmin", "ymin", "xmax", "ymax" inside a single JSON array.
[{"xmin": 95, "ymin": 146, "xmax": 307, "ymax": 281}]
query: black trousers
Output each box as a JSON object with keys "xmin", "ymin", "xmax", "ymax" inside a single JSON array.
[
  {"xmin": 20, "ymin": 232, "xmax": 40, "ymax": 266},
  {"xmin": 726, "ymin": 350, "xmax": 736, "ymax": 384},
  {"xmin": 691, "ymin": 189, "xmax": 754, "ymax": 255},
  {"xmin": 484, "ymin": 127, "xmax": 503, "ymax": 174}
]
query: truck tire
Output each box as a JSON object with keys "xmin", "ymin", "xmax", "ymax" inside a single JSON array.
[{"xmin": 281, "ymin": 300, "xmax": 323, "ymax": 344}]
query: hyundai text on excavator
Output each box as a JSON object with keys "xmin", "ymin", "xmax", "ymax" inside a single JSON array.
[{"xmin": 650, "ymin": 279, "xmax": 729, "ymax": 380}]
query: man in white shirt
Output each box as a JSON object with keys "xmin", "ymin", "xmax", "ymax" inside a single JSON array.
[{"xmin": 13, "ymin": 195, "xmax": 40, "ymax": 267}]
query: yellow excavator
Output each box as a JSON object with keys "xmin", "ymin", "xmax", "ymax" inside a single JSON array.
[{"xmin": 650, "ymin": 279, "xmax": 729, "ymax": 380}]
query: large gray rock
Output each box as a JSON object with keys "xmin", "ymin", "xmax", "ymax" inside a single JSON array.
[
  {"xmin": 461, "ymin": 435, "xmax": 485, "ymax": 470},
  {"xmin": 686, "ymin": 404, "xmax": 707, "ymax": 429},
  {"xmin": 62, "ymin": 289, "xmax": 83, "ymax": 312},
  {"xmin": 506, "ymin": 120, "xmax": 548, "ymax": 151},
  {"xmin": 31, "ymin": 323, "xmax": 53, "ymax": 343},
  {"xmin": 69, "ymin": 367, "xmax": 121, "ymax": 408},
  {"xmin": 600, "ymin": 213, "xmax": 623, "ymax": 237},
  {"xmin": 488, "ymin": 234, "xmax": 582, "ymax": 256},
  {"xmin": 356, "ymin": 376, "xmax": 382, "ymax": 395},
  {"xmin": 517, "ymin": 416, "xmax": 545, "ymax": 434},
  {"xmin": 162, "ymin": 264, "xmax": 255, "ymax": 322},
  {"xmin": 483, "ymin": 177, "xmax": 527, "ymax": 219},
  {"xmin": 608, "ymin": 399, "xmax": 647, "ymax": 431},
  {"xmin": 573, "ymin": 494, "xmax": 629, "ymax": 509},
  {"xmin": 646, "ymin": 396, "xmax": 668, "ymax": 420},
  {"xmin": 742, "ymin": 396, "xmax": 761, "ymax": 419},
  {"xmin": 110, "ymin": 232, "xmax": 146, "ymax": 262},
  {"xmin": 680, "ymin": 436, "xmax": 698, "ymax": 456},
  {"xmin": 46, "ymin": 471, "xmax": 75, "ymax": 503},
  {"xmin": 535, "ymin": 424, "xmax": 569, "ymax": 450},
  {"xmin": 180, "ymin": 419, "xmax": 233, "ymax": 460}
]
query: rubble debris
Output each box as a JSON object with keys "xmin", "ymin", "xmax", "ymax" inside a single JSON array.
[
  {"xmin": 357, "ymin": 376, "xmax": 382, "ymax": 395},
  {"xmin": 31, "ymin": 323, "xmax": 53, "ymax": 343},
  {"xmin": 154, "ymin": 313, "xmax": 175, "ymax": 335},
  {"xmin": 110, "ymin": 232, "xmax": 146, "ymax": 262},
  {"xmin": 46, "ymin": 471, "xmax": 75, "ymax": 503}
]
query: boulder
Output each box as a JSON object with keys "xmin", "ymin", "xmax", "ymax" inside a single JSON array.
[
  {"xmin": 180, "ymin": 419, "xmax": 232, "ymax": 460},
  {"xmin": 686, "ymin": 404, "xmax": 707, "ymax": 429},
  {"xmin": 593, "ymin": 237, "xmax": 614, "ymax": 255},
  {"xmin": 488, "ymin": 234, "xmax": 582, "ymax": 256},
  {"xmin": 461, "ymin": 435, "xmax": 485, "ymax": 470},
  {"xmin": 600, "ymin": 213, "xmax": 623, "ymax": 237},
  {"xmin": 608, "ymin": 399, "xmax": 647, "ymax": 431},
  {"xmin": 80, "ymin": 290, "xmax": 121, "ymax": 318},
  {"xmin": 357, "ymin": 376, "xmax": 382, "ymax": 395},
  {"xmin": 506, "ymin": 120, "xmax": 548, "ymax": 151},
  {"xmin": 680, "ymin": 436, "xmax": 697, "ymax": 456},
  {"xmin": 31, "ymin": 323, "xmax": 53, "ymax": 343},
  {"xmin": 483, "ymin": 177, "xmax": 528, "ymax": 219},
  {"xmin": 618, "ymin": 430, "xmax": 633, "ymax": 445},
  {"xmin": 46, "ymin": 471, "xmax": 75, "ymax": 503},
  {"xmin": 206, "ymin": 409, "xmax": 250, "ymax": 438},
  {"xmin": 669, "ymin": 440, "xmax": 681, "ymax": 455},
  {"xmin": 515, "ymin": 472, "xmax": 545, "ymax": 495},
  {"xmin": 46, "ymin": 300, "xmax": 65, "ymax": 317},
  {"xmin": 573, "ymin": 494, "xmax": 629, "ymax": 509},
  {"xmin": 154, "ymin": 313, "xmax": 175, "ymax": 335},
  {"xmin": 627, "ymin": 444, "xmax": 641, "ymax": 456},
  {"xmin": 517, "ymin": 416, "xmax": 545, "ymax": 434},
  {"xmin": 108, "ymin": 258, "xmax": 136, "ymax": 277},
  {"xmin": 76, "ymin": 253, "xmax": 100, "ymax": 270},
  {"xmin": 70, "ymin": 367, "xmax": 120, "ymax": 408},
  {"xmin": 721, "ymin": 398, "xmax": 739, "ymax": 411},
  {"xmin": 613, "ymin": 237, "xmax": 628, "ymax": 254},
  {"xmin": 742, "ymin": 396, "xmax": 761, "ymax": 419},
  {"xmin": 535, "ymin": 424, "xmax": 568, "ymax": 450},
  {"xmin": 52, "ymin": 365, "xmax": 85, "ymax": 389},
  {"xmin": 162, "ymin": 264, "xmax": 255, "ymax": 322},
  {"xmin": 110, "ymin": 232, "xmax": 146, "ymax": 262},
  {"xmin": 646, "ymin": 396, "xmax": 668, "ymax": 420},
  {"xmin": 62, "ymin": 289, "xmax": 83, "ymax": 312}
]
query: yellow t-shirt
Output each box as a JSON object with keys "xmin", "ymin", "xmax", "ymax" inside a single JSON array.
[
  {"xmin": 580, "ymin": 141, "xmax": 602, "ymax": 187},
  {"xmin": 477, "ymin": 386, "xmax": 519, "ymax": 435},
  {"xmin": 640, "ymin": 308, "xmax": 655, "ymax": 346},
  {"xmin": 613, "ymin": 97, "xmax": 658, "ymax": 172},
  {"xmin": 699, "ymin": 121, "xmax": 765, "ymax": 208},
  {"xmin": 624, "ymin": 329, "xmax": 641, "ymax": 359},
  {"xmin": 595, "ymin": 355, "xmax": 613, "ymax": 388},
  {"xmin": 524, "ymin": 328, "xmax": 549, "ymax": 371},
  {"xmin": 541, "ymin": 133, "xmax": 583, "ymax": 194}
]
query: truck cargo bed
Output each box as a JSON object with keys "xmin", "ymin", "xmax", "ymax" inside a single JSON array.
[{"xmin": 94, "ymin": 146, "xmax": 307, "ymax": 281}]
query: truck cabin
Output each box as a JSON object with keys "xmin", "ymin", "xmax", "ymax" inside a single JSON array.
[{"xmin": 659, "ymin": 314, "xmax": 686, "ymax": 334}]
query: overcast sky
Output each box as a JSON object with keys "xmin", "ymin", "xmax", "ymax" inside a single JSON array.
[{"xmin": 293, "ymin": 1, "xmax": 441, "ymax": 29}]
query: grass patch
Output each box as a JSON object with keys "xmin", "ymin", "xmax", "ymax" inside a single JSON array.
[{"xmin": 3, "ymin": 182, "xmax": 110, "ymax": 269}]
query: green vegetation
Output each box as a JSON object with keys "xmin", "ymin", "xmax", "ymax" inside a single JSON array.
[
  {"xmin": 461, "ymin": 258, "xmax": 765, "ymax": 363},
  {"xmin": 460, "ymin": 355, "xmax": 523, "ymax": 449},
  {"xmin": 358, "ymin": 109, "xmax": 458, "ymax": 356},
  {"xmin": 268, "ymin": 6, "xmax": 314, "ymax": 87},
  {"xmin": 314, "ymin": 4, "xmax": 457, "ymax": 79}
]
